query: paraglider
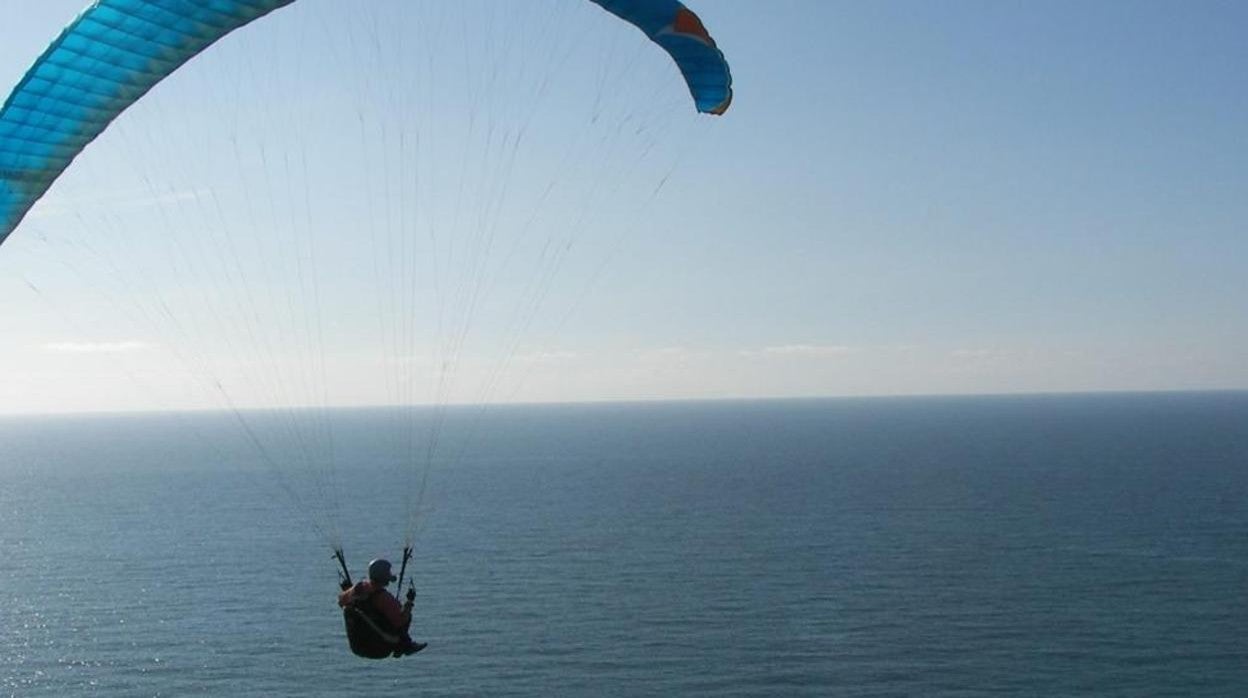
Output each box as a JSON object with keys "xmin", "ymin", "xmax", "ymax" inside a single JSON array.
[
  {"xmin": 338, "ymin": 558, "xmax": 427, "ymax": 659},
  {"xmin": 0, "ymin": 0, "xmax": 732, "ymax": 659}
]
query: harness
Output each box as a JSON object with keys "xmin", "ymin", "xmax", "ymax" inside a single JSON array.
[
  {"xmin": 335, "ymin": 547, "xmax": 416, "ymax": 659},
  {"xmin": 342, "ymin": 588, "xmax": 404, "ymax": 659}
]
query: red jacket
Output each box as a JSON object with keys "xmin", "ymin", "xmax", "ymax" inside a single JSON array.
[{"xmin": 338, "ymin": 579, "xmax": 411, "ymax": 631}]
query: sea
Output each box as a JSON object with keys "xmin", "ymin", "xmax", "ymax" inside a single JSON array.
[{"xmin": 1, "ymin": 393, "xmax": 1246, "ymax": 696}]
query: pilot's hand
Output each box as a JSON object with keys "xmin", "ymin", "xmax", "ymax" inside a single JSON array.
[
  {"xmin": 340, "ymin": 579, "xmax": 352, "ymax": 591},
  {"xmin": 406, "ymin": 587, "xmax": 417, "ymax": 602}
]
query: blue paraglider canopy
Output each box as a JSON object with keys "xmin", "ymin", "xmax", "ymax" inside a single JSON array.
[{"xmin": 0, "ymin": 0, "xmax": 732, "ymax": 247}]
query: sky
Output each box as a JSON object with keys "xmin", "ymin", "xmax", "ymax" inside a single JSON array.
[{"xmin": 0, "ymin": 0, "xmax": 1246, "ymax": 415}]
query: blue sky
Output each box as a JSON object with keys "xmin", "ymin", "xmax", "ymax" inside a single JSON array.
[{"xmin": 1, "ymin": 0, "xmax": 1246, "ymax": 414}]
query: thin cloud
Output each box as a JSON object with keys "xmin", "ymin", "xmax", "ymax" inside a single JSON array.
[
  {"xmin": 950, "ymin": 348, "xmax": 999, "ymax": 360},
  {"xmin": 745, "ymin": 343, "xmax": 856, "ymax": 358},
  {"xmin": 45, "ymin": 340, "xmax": 153, "ymax": 354},
  {"xmin": 638, "ymin": 346, "xmax": 690, "ymax": 360},
  {"xmin": 515, "ymin": 350, "xmax": 579, "ymax": 363}
]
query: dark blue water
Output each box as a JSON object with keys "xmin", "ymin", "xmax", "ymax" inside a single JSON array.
[{"xmin": 2, "ymin": 394, "xmax": 1246, "ymax": 695}]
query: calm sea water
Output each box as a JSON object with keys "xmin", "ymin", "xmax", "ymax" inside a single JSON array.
[{"xmin": 1, "ymin": 393, "xmax": 1246, "ymax": 696}]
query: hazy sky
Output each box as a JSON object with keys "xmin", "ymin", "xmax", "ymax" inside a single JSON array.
[{"xmin": 1, "ymin": 0, "xmax": 1246, "ymax": 414}]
